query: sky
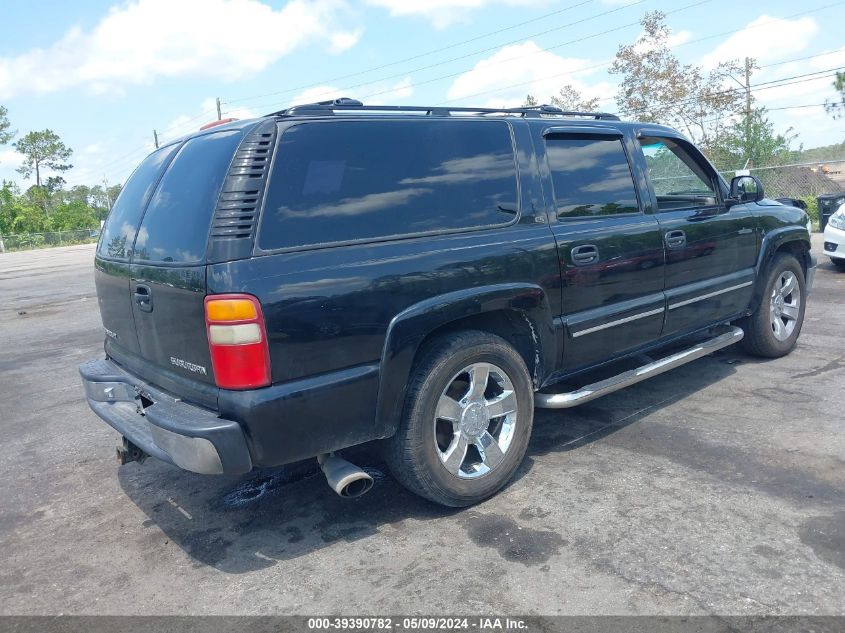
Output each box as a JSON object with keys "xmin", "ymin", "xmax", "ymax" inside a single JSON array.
[{"xmin": 1, "ymin": 0, "xmax": 844, "ymax": 189}]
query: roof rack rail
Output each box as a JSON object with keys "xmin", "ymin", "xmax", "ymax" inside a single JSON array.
[{"xmin": 266, "ymin": 98, "xmax": 620, "ymax": 121}]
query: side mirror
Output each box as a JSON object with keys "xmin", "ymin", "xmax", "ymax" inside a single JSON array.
[{"xmin": 729, "ymin": 175, "xmax": 764, "ymax": 204}]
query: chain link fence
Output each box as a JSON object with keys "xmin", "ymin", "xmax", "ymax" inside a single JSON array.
[
  {"xmin": 0, "ymin": 228, "xmax": 100, "ymax": 253},
  {"xmin": 720, "ymin": 159, "xmax": 845, "ymax": 229}
]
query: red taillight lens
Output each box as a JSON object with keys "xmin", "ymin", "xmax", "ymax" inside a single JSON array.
[
  {"xmin": 199, "ymin": 117, "xmax": 237, "ymax": 131},
  {"xmin": 204, "ymin": 294, "xmax": 271, "ymax": 390}
]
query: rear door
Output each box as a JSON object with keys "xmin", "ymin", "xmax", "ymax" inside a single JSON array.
[
  {"xmin": 635, "ymin": 134, "xmax": 758, "ymax": 338},
  {"xmin": 128, "ymin": 129, "xmax": 244, "ymax": 386},
  {"xmin": 95, "ymin": 143, "xmax": 180, "ymax": 356},
  {"xmin": 538, "ymin": 127, "xmax": 666, "ymax": 372}
]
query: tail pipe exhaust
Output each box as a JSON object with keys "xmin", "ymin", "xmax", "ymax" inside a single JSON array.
[{"xmin": 317, "ymin": 453, "xmax": 374, "ymax": 499}]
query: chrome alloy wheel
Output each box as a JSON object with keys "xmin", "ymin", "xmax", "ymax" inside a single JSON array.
[
  {"xmin": 770, "ymin": 270, "xmax": 801, "ymax": 342},
  {"xmin": 433, "ymin": 362, "xmax": 518, "ymax": 479}
]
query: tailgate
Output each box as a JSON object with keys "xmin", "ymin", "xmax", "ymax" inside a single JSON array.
[{"xmin": 127, "ymin": 129, "xmax": 245, "ymax": 387}]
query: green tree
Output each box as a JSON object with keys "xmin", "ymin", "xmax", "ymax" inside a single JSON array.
[
  {"xmin": 0, "ymin": 183, "xmax": 50, "ymax": 234},
  {"xmin": 49, "ymin": 199, "xmax": 99, "ymax": 231},
  {"xmin": 826, "ymin": 71, "xmax": 845, "ymax": 119},
  {"xmin": 0, "ymin": 106, "xmax": 13, "ymax": 145},
  {"xmin": 0, "ymin": 182, "xmax": 17, "ymax": 234},
  {"xmin": 610, "ymin": 11, "xmax": 743, "ymax": 153},
  {"xmin": 708, "ymin": 106, "xmax": 799, "ymax": 170},
  {"xmin": 44, "ymin": 175, "xmax": 67, "ymax": 196},
  {"xmin": 14, "ymin": 129, "xmax": 73, "ymax": 188},
  {"xmin": 550, "ymin": 85, "xmax": 601, "ymax": 111},
  {"xmin": 523, "ymin": 85, "xmax": 600, "ymax": 111}
]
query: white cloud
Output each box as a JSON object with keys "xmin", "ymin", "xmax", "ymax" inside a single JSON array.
[
  {"xmin": 702, "ymin": 16, "xmax": 818, "ymax": 68},
  {"xmin": 285, "ymin": 76, "xmax": 414, "ymax": 107},
  {"xmin": 366, "ymin": 0, "xmax": 548, "ymax": 29},
  {"xmin": 0, "ymin": 0, "xmax": 361, "ymax": 100},
  {"xmin": 0, "ymin": 148, "xmax": 23, "ymax": 170},
  {"xmin": 446, "ymin": 41, "xmax": 614, "ymax": 109}
]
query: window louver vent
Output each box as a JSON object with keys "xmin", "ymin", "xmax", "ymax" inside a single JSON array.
[{"xmin": 210, "ymin": 122, "xmax": 276, "ymax": 241}]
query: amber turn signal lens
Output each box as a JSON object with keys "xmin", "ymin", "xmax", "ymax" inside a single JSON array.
[{"xmin": 206, "ymin": 298, "xmax": 257, "ymax": 322}]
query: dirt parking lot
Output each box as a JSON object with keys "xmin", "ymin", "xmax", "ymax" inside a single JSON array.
[{"xmin": 0, "ymin": 236, "xmax": 843, "ymax": 615}]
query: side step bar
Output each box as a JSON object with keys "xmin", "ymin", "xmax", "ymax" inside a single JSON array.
[{"xmin": 535, "ymin": 325, "xmax": 744, "ymax": 409}]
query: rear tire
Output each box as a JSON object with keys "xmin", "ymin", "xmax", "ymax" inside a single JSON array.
[
  {"xmin": 384, "ymin": 330, "xmax": 534, "ymax": 507},
  {"xmin": 740, "ymin": 253, "xmax": 806, "ymax": 358},
  {"xmin": 831, "ymin": 257, "xmax": 845, "ymax": 270}
]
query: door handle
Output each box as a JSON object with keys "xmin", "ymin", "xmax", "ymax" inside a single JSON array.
[
  {"xmin": 134, "ymin": 284, "xmax": 153, "ymax": 313},
  {"xmin": 571, "ymin": 244, "xmax": 599, "ymax": 265},
  {"xmin": 665, "ymin": 230, "xmax": 686, "ymax": 249}
]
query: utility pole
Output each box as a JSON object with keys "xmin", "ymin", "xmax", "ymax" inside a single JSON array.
[
  {"xmin": 743, "ymin": 57, "xmax": 753, "ymax": 166},
  {"xmin": 216, "ymin": 97, "xmax": 222, "ymax": 121},
  {"xmin": 102, "ymin": 176, "xmax": 113, "ymax": 212},
  {"xmin": 153, "ymin": 129, "xmax": 159, "ymax": 149}
]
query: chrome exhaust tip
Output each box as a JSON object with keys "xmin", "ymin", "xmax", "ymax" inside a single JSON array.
[{"xmin": 317, "ymin": 453, "xmax": 374, "ymax": 498}]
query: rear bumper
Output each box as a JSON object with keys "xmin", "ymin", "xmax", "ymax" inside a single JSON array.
[{"xmin": 79, "ymin": 358, "xmax": 252, "ymax": 475}]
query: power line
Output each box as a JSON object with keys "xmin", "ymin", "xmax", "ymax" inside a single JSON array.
[
  {"xmin": 240, "ymin": 1, "xmax": 701, "ymax": 113},
  {"xmin": 224, "ymin": 0, "xmax": 596, "ymax": 106},
  {"xmin": 102, "ymin": 107, "xmax": 219, "ymax": 182},
  {"xmin": 329, "ymin": 0, "xmax": 837, "ymax": 108},
  {"xmin": 615, "ymin": 66, "xmax": 845, "ymax": 117},
  {"xmin": 223, "ymin": 0, "xmax": 653, "ymax": 109},
  {"xmin": 759, "ymin": 46, "xmax": 845, "ymax": 69},
  {"xmin": 439, "ymin": 5, "xmax": 845, "ymax": 107}
]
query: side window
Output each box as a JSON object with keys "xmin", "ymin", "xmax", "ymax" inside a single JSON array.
[
  {"xmin": 639, "ymin": 137, "xmax": 717, "ymax": 212},
  {"xmin": 258, "ymin": 120, "xmax": 518, "ymax": 250},
  {"xmin": 546, "ymin": 135, "xmax": 640, "ymax": 219},
  {"xmin": 133, "ymin": 130, "xmax": 243, "ymax": 264},
  {"xmin": 97, "ymin": 143, "xmax": 180, "ymax": 260}
]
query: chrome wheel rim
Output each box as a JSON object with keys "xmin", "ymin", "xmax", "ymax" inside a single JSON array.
[
  {"xmin": 770, "ymin": 270, "xmax": 801, "ymax": 342},
  {"xmin": 433, "ymin": 362, "xmax": 517, "ymax": 480}
]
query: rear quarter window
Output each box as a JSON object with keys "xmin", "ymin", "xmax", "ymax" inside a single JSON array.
[
  {"xmin": 132, "ymin": 130, "xmax": 243, "ymax": 264},
  {"xmin": 258, "ymin": 119, "xmax": 518, "ymax": 250},
  {"xmin": 97, "ymin": 143, "xmax": 180, "ymax": 260}
]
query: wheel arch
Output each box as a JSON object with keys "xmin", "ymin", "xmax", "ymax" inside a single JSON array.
[
  {"xmin": 749, "ymin": 228, "xmax": 811, "ymax": 312},
  {"xmin": 374, "ymin": 283, "xmax": 556, "ymax": 438}
]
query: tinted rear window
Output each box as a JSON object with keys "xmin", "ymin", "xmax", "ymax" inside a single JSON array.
[
  {"xmin": 97, "ymin": 144, "xmax": 179, "ymax": 260},
  {"xmin": 546, "ymin": 136, "xmax": 639, "ymax": 219},
  {"xmin": 258, "ymin": 120, "xmax": 518, "ymax": 250},
  {"xmin": 133, "ymin": 130, "xmax": 242, "ymax": 264}
]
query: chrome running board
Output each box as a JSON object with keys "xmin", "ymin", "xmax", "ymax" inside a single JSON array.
[{"xmin": 535, "ymin": 325, "xmax": 744, "ymax": 409}]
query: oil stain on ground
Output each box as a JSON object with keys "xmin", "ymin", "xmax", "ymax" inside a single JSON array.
[
  {"xmin": 461, "ymin": 512, "xmax": 566, "ymax": 566},
  {"xmin": 799, "ymin": 511, "xmax": 845, "ymax": 570}
]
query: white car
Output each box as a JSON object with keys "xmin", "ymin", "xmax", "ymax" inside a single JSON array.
[{"xmin": 824, "ymin": 203, "xmax": 845, "ymax": 270}]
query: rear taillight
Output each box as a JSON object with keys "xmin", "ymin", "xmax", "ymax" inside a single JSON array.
[{"xmin": 204, "ymin": 294, "xmax": 271, "ymax": 390}]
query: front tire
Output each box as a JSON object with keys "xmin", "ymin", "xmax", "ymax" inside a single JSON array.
[
  {"xmin": 831, "ymin": 257, "xmax": 845, "ymax": 270},
  {"xmin": 385, "ymin": 330, "xmax": 534, "ymax": 507},
  {"xmin": 740, "ymin": 253, "xmax": 806, "ymax": 358}
]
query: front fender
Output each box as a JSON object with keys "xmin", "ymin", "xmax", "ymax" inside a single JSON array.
[
  {"xmin": 750, "ymin": 225, "xmax": 812, "ymax": 309},
  {"xmin": 374, "ymin": 283, "xmax": 556, "ymax": 437}
]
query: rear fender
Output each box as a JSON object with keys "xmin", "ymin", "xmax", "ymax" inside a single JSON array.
[{"xmin": 374, "ymin": 283, "xmax": 555, "ymax": 437}]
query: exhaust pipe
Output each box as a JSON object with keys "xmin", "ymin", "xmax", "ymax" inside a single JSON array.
[{"xmin": 317, "ymin": 453, "xmax": 374, "ymax": 499}]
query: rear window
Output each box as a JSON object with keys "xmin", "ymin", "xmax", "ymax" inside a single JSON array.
[
  {"xmin": 258, "ymin": 120, "xmax": 518, "ymax": 250},
  {"xmin": 97, "ymin": 143, "xmax": 179, "ymax": 260},
  {"xmin": 546, "ymin": 136, "xmax": 640, "ymax": 219},
  {"xmin": 132, "ymin": 130, "xmax": 242, "ymax": 264}
]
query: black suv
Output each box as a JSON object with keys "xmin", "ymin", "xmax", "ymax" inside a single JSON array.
[{"xmin": 80, "ymin": 100, "xmax": 816, "ymax": 507}]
